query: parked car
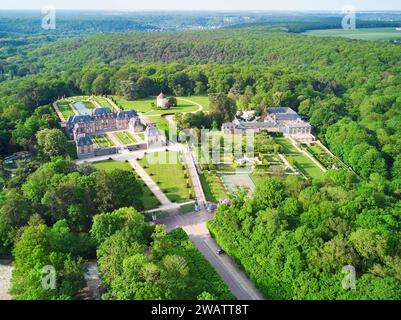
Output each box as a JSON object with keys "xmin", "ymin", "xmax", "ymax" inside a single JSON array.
[{"xmin": 216, "ymin": 248, "xmax": 225, "ymax": 255}]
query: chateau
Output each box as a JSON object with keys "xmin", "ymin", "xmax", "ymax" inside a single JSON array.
[
  {"xmin": 66, "ymin": 107, "xmax": 143, "ymax": 140},
  {"xmin": 222, "ymin": 107, "xmax": 314, "ymax": 143},
  {"xmin": 67, "ymin": 104, "xmax": 167, "ymax": 158}
]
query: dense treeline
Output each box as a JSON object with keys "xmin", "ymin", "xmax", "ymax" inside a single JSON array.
[
  {"xmin": 92, "ymin": 208, "xmax": 233, "ymax": 300},
  {"xmin": 0, "ymin": 157, "xmax": 143, "ymax": 256},
  {"xmin": 209, "ymin": 172, "xmax": 401, "ymax": 299}
]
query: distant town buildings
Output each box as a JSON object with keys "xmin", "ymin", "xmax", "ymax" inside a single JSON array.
[{"xmin": 222, "ymin": 107, "xmax": 315, "ymax": 143}]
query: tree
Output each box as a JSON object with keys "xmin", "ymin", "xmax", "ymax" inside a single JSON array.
[
  {"xmin": 10, "ymin": 220, "xmax": 86, "ymax": 300},
  {"xmin": 208, "ymin": 93, "xmax": 236, "ymax": 126},
  {"xmin": 36, "ymin": 128, "xmax": 68, "ymax": 159},
  {"xmin": 92, "ymin": 169, "xmax": 144, "ymax": 213}
]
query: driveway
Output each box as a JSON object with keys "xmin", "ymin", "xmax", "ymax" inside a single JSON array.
[{"xmin": 158, "ymin": 211, "xmax": 265, "ymax": 300}]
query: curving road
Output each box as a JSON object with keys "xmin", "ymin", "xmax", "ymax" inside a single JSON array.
[{"xmin": 158, "ymin": 210, "xmax": 265, "ymax": 300}]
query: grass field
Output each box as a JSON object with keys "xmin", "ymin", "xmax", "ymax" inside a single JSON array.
[
  {"xmin": 291, "ymin": 155, "xmax": 325, "ymax": 180},
  {"xmin": 199, "ymin": 172, "xmax": 227, "ymax": 202},
  {"xmin": 137, "ymin": 151, "xmax": 193, "ymax": 203},
  {"xmin": 304, "ymin": 28, "xmax": 401, "ymax": 41},
  {"xmin": 93, "ymin": 160, "xmax": 160, "ymax": 210},
  {"xmin": 274, "ymin": 137, "xmax": 300, "ymax": 154},
  {"xmin": 92, "ymin": 97, "xmax": 112, "ymax": 108},
  {"xmin": 57, "ymin": 100, "xmax": 76, "ymax": 119},
  {"xmin": 92, "ymin": 134, "xmax": 115, "ymax": 148},
  {"xmin": 111, "ymin": 96, "xmax": 205, "ymax": 115},
  {"xmin": 113, "ymin": 131, "xmax": 137, "ymax": 145}
]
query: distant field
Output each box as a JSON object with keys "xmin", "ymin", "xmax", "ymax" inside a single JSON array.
[
  {"xmin": 92, "ymin": 134, "xmax": 114, "ymax": 148},
  {"xmin": 304, "ymin": 28, "xmax": 401, "ymax": 41}
]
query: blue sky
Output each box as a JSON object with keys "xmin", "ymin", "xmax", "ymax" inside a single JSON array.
[{"xmin": 0, "ymin": 0, "xmax": 400, "ymax": 11}]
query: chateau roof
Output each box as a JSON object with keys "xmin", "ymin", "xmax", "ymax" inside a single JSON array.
[
  {"xmin": 67, "ymin": 115, "xmax": 92, "ymax": 124},
  {"xmin": 145, "ymin": 125, "xmax": 162, "ymax": 137},
  {"xmin": 77, "ymin": 135, "xmax": 93, "ymax": 146},
  {"xmin": 268, "ymin": 107, "xmax": 299, "ymax": 121},
  {"xmin": 93, "ymin": 107, "xmax": 113, "ymax": 116},
  {"xmin": 116, "ymin": 110, "xmax": 138, "ymax": 119}
]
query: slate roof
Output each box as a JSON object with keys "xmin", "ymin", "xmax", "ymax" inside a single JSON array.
[
  {"xmin": 116, "ymin": 110, "xmax": 138, "ymax": 119},
  {"xmin": 67, "ymin": 115, "xmax": 92, "ymax": 124},
  {"xmin": 76, "ymin": 135, "xmax": 93, "ymax": 146},
  {"xmin": 92, "ymin": 107, "xmax": 113, "ymax": 116},
  {"xmin": 145, "ymin": 125, "xmax": 162, "ymax": 137}
]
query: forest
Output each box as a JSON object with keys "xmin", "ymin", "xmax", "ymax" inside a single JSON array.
[{"xmin": 1, "ymin": 22, "xmax": 401, "ymax": 299}]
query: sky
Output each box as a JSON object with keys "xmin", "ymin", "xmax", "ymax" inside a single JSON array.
[{"xmin": 0, "ymin": 0, "xmax": 400, "ymax": 11}]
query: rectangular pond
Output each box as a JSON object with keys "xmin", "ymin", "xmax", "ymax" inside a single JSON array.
[{"xmin": 73, "ymin": 101, "xmax": 93, "ymax": 115}]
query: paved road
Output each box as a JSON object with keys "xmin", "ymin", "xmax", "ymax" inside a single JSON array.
[{"xmin": 158, "ymin": 211, "xmax": 265, "ymax": 300}]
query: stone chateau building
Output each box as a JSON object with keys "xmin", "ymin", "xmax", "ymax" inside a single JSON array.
[{"xmin": 222, "ymin": 107, "xmax": 314, "ymax": 143}]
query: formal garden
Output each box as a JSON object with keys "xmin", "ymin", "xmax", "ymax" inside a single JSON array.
[
  {"xmin": 92, "ymin": 134, "xmax": 115, "ymax": 148},
  {"xmin": 113, "ymin": 131, "xmax": 138, "ymax": 145}
]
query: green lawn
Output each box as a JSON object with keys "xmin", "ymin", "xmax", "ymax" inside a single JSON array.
[
  {"xmin": 111, "ymin": 96, "xmax": 204, "ymax": 115},
  {"xmin": 93, "ymin": 160, "xmax": 160, "ymax": 210},
  {"xmin": 291, "ymin": 155, "xmax": 325, "ymax": 180},
  {"xmin": 178, "ymin": 96, "xmax": 210, "ymax": 111},
  {"xmin": 92, "ymin": 97, "xmax": 112, "ymax": 108},
  {"xmin": 57, "ymin": 100, "xmax": 75, "ymax": 119},
  {"xmin": 113, "ymin": 131, "xmax": 137, "ymax": 145},
  {"xmin": 92, "ymin": 134, "xmax": 115, "ymax": 148},
  {"xmin": 137, "ymin": 151, "xmax": 193, "ymax": 203},
  {"xmin": 251, "ymin": 173, "xmax": 269, "ymax": 186},
  {"xmin": 200, "ymin": 171, "xmax": 228, "ymax": 202},
  {"xmin": 274, "ymin": 137, "xmax": 300, "ymax": 154},
  {"xmin": 304, "ymin": 28, "xmax": 401, "ymax": 41}
]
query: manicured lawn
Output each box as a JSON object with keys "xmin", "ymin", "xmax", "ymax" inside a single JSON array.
[
  {"xmin": 251, "ymin": 173, "xmax": 269, "ymax": 186},
  {"xmin": 57, "ymin": 100, "xmax": 75, "ymax": 119},
  {"xmin": 304, "ymin": 28, "xmax": 401, "ymax": 41},
  {"xmin": 148, "ymin": 115, "xmax": 169, "ymax": 132},
  {"xmin": 92, "ymin": 97, "xmax": 112, "ymax": 108},
  {"xmin": 93, "ymin": 160, "xmax": 160, "ymax": 210},
  {"xmin": 200, "ymin": 172, "xmax": 228, "ymax": 202},
  {"xmin": 274, "ymin": 137, "xmax": 300, "ymax": 154},
  {"xmin": 92, "ymin": 134, "xmax": 115, "ymax": 148},
  {"xmin": 111, "ymin": 96, "xmax": 201, "ymax": 115},
  {"xmin": 292, "ymin": 155, "xmax": 325, "ymax": 180},
  {"xmin": 113, "ymin": 131, "xmax": 137, "ymax": 145},
  {"xmin": 137, "ymin": 151, "xmax": 194, "ymax": 203},
  {"xmin": 93, "ymin": 160, "xmax": 133, "ymax": 171},
  {"xmin": 82, "ymin": 101, "xmax": 95, "ymax": 109},
  {"xmin": 178, "ymin": 96, "xmax": 210, "ymax": 111}
]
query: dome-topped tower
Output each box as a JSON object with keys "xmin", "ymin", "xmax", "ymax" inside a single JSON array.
[{"xmin": 157, "ymin": 92, "xmax": 168, "ymax": 109}]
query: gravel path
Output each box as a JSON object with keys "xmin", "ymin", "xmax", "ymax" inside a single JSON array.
[{"xmin": 0, "ymin": 260, "xmax": 12, "ymax": 300}]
